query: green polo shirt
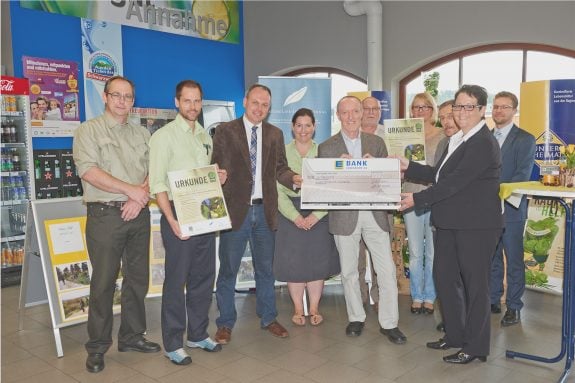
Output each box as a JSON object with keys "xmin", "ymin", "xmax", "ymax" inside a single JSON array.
[
  {"xmin": 73, "ymin": 112, "xmax": 150, "ymax": 202},
  {"xmin": 149, "ymin": 114, "xmax": 213, "ymax": 200},
  {"xmin": 277, "ymin": 140, "xmax": 326, "ymax": 222}
]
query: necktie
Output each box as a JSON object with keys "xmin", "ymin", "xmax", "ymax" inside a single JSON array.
[
  {"xmin": 494, "ymin": 130, "xmax": 504, "ymax": 147},
  {"xmin": 250, "ymin": 126, "xmax": 257, "ymax": 195}
]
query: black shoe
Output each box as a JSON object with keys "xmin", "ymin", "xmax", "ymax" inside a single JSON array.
[
  {"xmin": 410, "ymin": 305, "xmax": 422, "ymax": 314},
  {"xmin": 345, "ymin": 321, "xmax": 364, "ymax": 337},
  {"xmin": 118, "ymin": 338, "xmax": 161, "ymax": 353},
  {"xmin": 443, "ymin": 350, "xmax": 486, "ymax": 364},
  {"xmin": 501, "ymin": 309, "xmax": 521, "ymax": 327},
  {"xmin": 426, "ymin": 338, "xmax": 451, "ymax": 350},
  {"xmin": 436, "ymin": 322, "xmax": 445, "ymax": 332},
  {"xmin": 86, "ymin": 353, "xmax": 105, "ymax": 373},
  {"xmin": 380, "ymin": 327, "xmax": 407, "ymax": 344},
  {"xmin": 491, "ymin": 303, "xmax": 501, "ymax": 314}
]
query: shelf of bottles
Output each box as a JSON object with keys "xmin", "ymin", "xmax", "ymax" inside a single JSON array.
[{"xmin": 1, "ymin": 76, "xmax": 31, "ymax": 286}]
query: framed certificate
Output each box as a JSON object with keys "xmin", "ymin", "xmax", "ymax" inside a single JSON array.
[
  {"xmin": 300, "ymin": 158, "xmax": 401, "ymax": 210},
  {"xmin": 167, "ymin": 165, "xmax": 231, "ymax": 236}
]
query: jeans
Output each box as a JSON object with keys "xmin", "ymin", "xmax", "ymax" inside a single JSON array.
[
  {"xmin": 404, "ymin": 209, "xmax": 436, "ymax": 304},
  {"xmin": 216, "ymin": 205, "xmax": 277, "ymax": 328}
]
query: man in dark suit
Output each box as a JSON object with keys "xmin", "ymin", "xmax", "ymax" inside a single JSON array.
[
  {"xmin": 318, "ymin": 96, "xmax": 406, "ymax": 345},
  {"xmin": 211, "ymin": 84, "xmax": 301, "ymax": 344},
  {"xmin": 489, "ymin": 91, "xmax": 536, "ymax": 326},
  {"xmin": 399, "ymin": 85, "xmax": 503, "ymax": 364}
]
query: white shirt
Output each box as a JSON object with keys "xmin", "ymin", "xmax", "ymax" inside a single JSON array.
[
  {"xmin": 243, "ymin": 115, "xmax": 263, "ymax": 199},
  {"xmin": 436, "ymin": 119, "xmax": 485, "ymax": 181},
  {"xmin": 494, "ymin": 122, "xmax": 513, "ymax": 147}
]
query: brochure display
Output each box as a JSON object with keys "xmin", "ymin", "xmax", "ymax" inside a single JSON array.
[
  {"xmin": 383, "ymin": 118, "xmax": 426, "ymax": 164},
  {"xmin": 168, "ymin": 165, "xmax": 231, "ymax": 237}
]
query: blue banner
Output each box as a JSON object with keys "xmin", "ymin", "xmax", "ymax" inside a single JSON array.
[{"xmin": 258, "ymin": 77, "xmax": 332, "ymax": 145}]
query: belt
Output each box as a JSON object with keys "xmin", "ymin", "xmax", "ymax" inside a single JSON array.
[
  {"xmin": 251, "ymin": 198, "xmax": 263, "ymax": 205},
  {"xmin": 89, "ymin": 201, "xmax": 127, "ymax": 209}
]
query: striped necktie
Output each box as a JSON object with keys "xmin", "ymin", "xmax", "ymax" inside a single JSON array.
[
  {"xmin": 494, "ymin": 129, "xmax": 504, "ymax": 147},
  {"xmin": 250, "ymin": 126, "xmax": 257, "ymax": 194}
]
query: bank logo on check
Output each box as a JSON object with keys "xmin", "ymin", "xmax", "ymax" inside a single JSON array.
[{"xmin": 335, "ymin": 160, "xmax": 344, "ymax": 169}]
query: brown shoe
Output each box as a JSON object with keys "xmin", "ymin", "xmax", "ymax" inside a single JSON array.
[
  {"xmin": 214, "ymin": 327, "xmax": 232, "ymax": 345},
  {"xmin": 263, "ymin": 320, "xmax": 289, "ymax": 338}
]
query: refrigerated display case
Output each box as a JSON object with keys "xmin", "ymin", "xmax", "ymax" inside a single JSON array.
[{"xmin": 1, "ymin": 76, "xmax": 32, "ymax": 287}]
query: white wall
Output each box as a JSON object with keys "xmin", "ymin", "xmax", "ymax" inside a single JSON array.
[{"xmin": 244, "ymin": 1, "xmax": 575, "ymax": 111}]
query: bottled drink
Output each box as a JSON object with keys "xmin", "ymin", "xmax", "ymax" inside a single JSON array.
[
  {"xmin": 11, "ymin": 148, "xmax": 20, "ymax": 171},
  {"xmin": 44, "ymin": 160, "xmax": 51, "ymax": 173},
  {"xmin": 1, "ymin": 121, "xmax": 8, "ymax": 142},
  {"xmin": 9, "ymin": 120, "xmax": 17, "ymax": 143},
  {"xmin": 34, "ymin": 159, "xmax": 41, "ymax": 179},
  {"xmin": 54, "ymin": 159, "xmax": 61, "ymax": 179}
]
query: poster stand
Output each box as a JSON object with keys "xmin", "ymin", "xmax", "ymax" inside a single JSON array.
[{"xmin": 18, "ymin": 197, "xmax": 87, "ymax": 357}]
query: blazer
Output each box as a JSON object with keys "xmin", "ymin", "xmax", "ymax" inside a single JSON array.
[
  {"xmin": 499, "ymin": 124, "xmax": 536, "ymax": 222},
  {"xmin": 318, "ymin": 132, "xmax": 391, "ymax": 236},
  {"xmin": 405, "ymin": 124, "xmax": 504, "ymax": 230},
  {"xmin": 211, "ymin": 117, "xmax": 296, "ymax": 231}
]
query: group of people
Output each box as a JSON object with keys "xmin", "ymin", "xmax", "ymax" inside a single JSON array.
[
  {"xmin": 73, "ymin": 75, "xmax": 535, "ymax": 374},
  {"xmin": 30, "ymin": 96, "xmax": 64, "ymax": 120}
]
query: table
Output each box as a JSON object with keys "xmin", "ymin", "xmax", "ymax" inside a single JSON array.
[{"xmin": 500, "ymin": 182, "xmax": 575, "ymax": 383}]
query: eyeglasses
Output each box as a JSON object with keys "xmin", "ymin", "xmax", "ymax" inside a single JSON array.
[
  {"xmin": 492, "ymin": 105, "xmax": 514, "ymax": 111},
  {"xmin": 411, "ymin": 105, "xmax": 432, "ymax": 112},
  {"xmin": 106, "ymin": 92, "xmax": 134, "ymax": 102},
  {"xmin": 452, "ymin": 104, "xmax": 483, "ymax": 112},
  {"xmin": 363, "ymin": 107, "xmax": 380, "ymax": 113}
]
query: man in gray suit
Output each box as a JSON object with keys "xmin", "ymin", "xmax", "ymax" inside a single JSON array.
[
  {"xmin": 318, "ymin": 96, "xmax": 406, "ymax": 344},
  {"xmin": 489, "ymin": 91, "xmax": 536, "ymax": 327}
]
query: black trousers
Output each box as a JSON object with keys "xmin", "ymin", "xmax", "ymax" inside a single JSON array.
[
  {"xmin": 85, "ymin": 203, "xmax": 151, "ymax": 354},
  {"xmin": 434, "ymin": 227, "xmax": 502, "ymax": 356},
  {"xmin": 160, "ymin": 205, "xmax": 216, "ymax": 352}
]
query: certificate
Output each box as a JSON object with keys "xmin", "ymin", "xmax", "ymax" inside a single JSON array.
[
  {"xmin": 168, "ymin": 165, "xmax": 231, "ymax": 236},
  {"xmin": 383, "ymin": 118, "xmax": 427, "ymax": 164},
  {"xmin": 301, "ymin": 158, "xmax": 401, "ymax": 210}
]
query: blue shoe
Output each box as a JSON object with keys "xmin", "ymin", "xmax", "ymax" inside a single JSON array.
[
  {"xmin": 164, "ymin": 348, "xmax": 192, "ymax": 365},
  {"xmin": 186, "ymin": 337, "xmax": 222, "ymax": 352}
]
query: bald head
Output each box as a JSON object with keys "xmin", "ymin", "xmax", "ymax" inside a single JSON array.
[{"xmin": 361, "ymin": 96, "xmax": 381, "ymax": 134}]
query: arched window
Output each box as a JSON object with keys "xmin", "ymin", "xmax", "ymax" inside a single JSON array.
[
  {"xmin": 283, "ymin": 67, "xmax": 367, "ymax": 134},
  {"xmin": 399, "ymin": 44, "xmax": 575, "ymax": 119}
]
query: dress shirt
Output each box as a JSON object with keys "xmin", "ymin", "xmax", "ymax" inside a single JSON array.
[
  {"xmin": 73, "ymin": 112, "xmax": 150, "ymax": 202},
  {"xmin": 341, "ymin": 131, "xmax": 362, "ymax": 158},
  {"xmin": 277, "ymin": 141, "xmax": 327, "ymax": 222},
  {"xmin": 243, "ymin": 115, "xmax": 263, "ymax": 199},
  {"xmin": 493, "ymin": 122, "xmax": 513, "ymax": 147},
  {"xmin": 436, "ymin": 119, "xmax": 486, "ymax": 182},
  {"xmin": 148, "ymin": 114, "xmax": 212, "ymax": 200}
]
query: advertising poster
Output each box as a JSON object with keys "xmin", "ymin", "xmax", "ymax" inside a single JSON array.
[
  {"xmin": 82, "ymin": 18, "xmax": 123, "ymax": 120},
  {"xmin": 21, "ymin": 1, "xmax": 240, "ymax": 44},
  {"xmin": 22, "ymin": 56, "xmax": 80, "ymax": 122},
  {"xmin": 167, "ymin": 165, "xmax": 231, "ymax": 237},
  {"xmin": 520, "ymin": 79, "xmax": 575, "ymax": 180},
  {"xmin": 523, "ymin": 199, "xmax": 565, "ymax": 294},
  {"xmin": 348, "ymin": 90, "xmax": 392, "ymax": 123},
  {"xmin": 32, "ymin": 149, "xmax": 83, "ymax": 200},
  {"xmin": 129, "ymin": 107, "xmax": 177, "ymax": 136},
  {"xmin": 258, "ymin": 76, "xmax": 332, "ymax": 145},
  {"xmin": 383, "ymin": 118, "xmax": 426, "ymax": 164}
]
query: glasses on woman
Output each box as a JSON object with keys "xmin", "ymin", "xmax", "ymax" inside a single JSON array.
[
  {"xmin": 452, "ymin": 104, "xmax": 482, "ymax": 112},
  {"xmin": 411, "ymin": 105, "xmax": 432, "ymax": 112}
]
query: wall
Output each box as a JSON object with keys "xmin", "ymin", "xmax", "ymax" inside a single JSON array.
[
  {"xmin": 244, "ymin": 1, "xmax": 575, "ymax": 114},
  {"xmin": 8, "ymin": 2, "xmax": 245, "ymax": 120}
]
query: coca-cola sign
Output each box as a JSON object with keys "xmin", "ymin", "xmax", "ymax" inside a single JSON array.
[{"xmin": 0, "ymin": 76, "xmax": 29, "ymax": 95}]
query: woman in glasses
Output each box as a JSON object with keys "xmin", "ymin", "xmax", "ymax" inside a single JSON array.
[
  {"xmin": 403, "ymin": 92, "xmax": 443, "ymax": 316},
  {"xmin": 399, "ymin": 85, "xmax": 503, "ymax": 364}
]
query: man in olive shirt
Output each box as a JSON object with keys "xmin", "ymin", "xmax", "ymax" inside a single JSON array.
[
  {"xmin": 149, "ymin": 80, "xmax": 227, "ymax": 365},
  {"xmin": 73, "ymin": 76, "xmax": 160, "ymax": 374}
]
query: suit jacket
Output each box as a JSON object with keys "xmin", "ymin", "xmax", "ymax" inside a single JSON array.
[
  {"xmin": 405, "ymin": 124, "xmax": 504, "ymax": 230},
  {"xmin": 211, "ymin": 117, "xmax": 296, "ymax": 231},
  {"xmin": 318, "ymin": 132, "xmax": 391, "ymax": 236},
  {"xmin": 499, "ymin": 125, "xmax": 536, "ymax": 222}
]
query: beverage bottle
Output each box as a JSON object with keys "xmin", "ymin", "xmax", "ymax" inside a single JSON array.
[
  {"xmin": 1, "ymin": 95, "xmax": 6, "ymax": 112},
  {"xmin": 1, "ymin": 245, "xmax": 7, "ymax": 267},
  {"xmin": 34, "ymin": 159, "xmax": 41, "ymax": 179},
  {"xmin": 19, "ymin": 186, "xmax": 26, "ymax": 200},
  {"xmin": 44, "ymin": 160, "xmax": 51, "ymax": 174},
  {"xmin": 9, "ymin": 119, "xmax": 17, "ymax": 143},
  {"xmin": 6, "ymin": 148, "xmax": 13, "ymax": 171},
  {"xmin": 11, "ymin": 148, "xmax": 20, "ymax": 171},
  {"xmin": 54, "ymin": 159, "xmax": 61, "ymax": 179},
  {"xmin": 1, "ymin": 121, "xmax": 7, "ymax": 142}
]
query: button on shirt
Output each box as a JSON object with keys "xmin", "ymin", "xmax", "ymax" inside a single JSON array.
[
  {"xmin": 73, "ymin": 112, "xmax": 150, "ymax": 202},
  {"xmin": 149, "ymin": 114, "xmax": 213, "ymax": 200},
  {"xmin": 243, "ymin": 116, "xmax": 263, "ymax": 199}
]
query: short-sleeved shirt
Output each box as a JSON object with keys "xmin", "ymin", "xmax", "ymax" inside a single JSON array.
[
  {"xmin": 149, "ymin": 114, "xmax": 213, "ymax": 200},
  {"xmin": 73, "ymin": 112, "xmax": 150, "ymax": 202}
]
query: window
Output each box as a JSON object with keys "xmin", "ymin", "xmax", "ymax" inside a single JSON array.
[
  {"xmin": 284, "ymin": 67, "xmax": 367, "ymax": 134},
  {"xmin": 400, "ymin": 44, "xmax": 575, "ymax": 120}
]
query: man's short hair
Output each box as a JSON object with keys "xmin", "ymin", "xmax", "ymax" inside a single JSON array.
[
  {"xmin": 104, "ymin": 75, "xmax": 135, "ymax": 95},
  {"xmin": 336, "ymin": 95, "xmax": 362, "ymax": 112},
  {"xmin": 176, "ymin": 80, "xmax": 203, "ymax": 99},
  {"xmin": 455, "ymin": 84, "xmax": 488, "ymax": 106},
  {"xmin": 246, "ymin": 84, "xmax": 272, "ymax": 98},
  {"xmin": 438, "ymin": 99, "xmax": 454, "ymax": 110},
  {"xmin": 494, "ymin": 91, "xmax": 518, "ymax": 109}
]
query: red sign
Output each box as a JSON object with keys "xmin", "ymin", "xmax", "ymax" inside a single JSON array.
[{"xmin": 0, "ymin": 76, "xmax": 30, "ymax": 95}]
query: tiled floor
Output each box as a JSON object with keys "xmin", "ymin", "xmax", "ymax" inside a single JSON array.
[{"xmin": 1, "ymin": 283, "xmax": 573, "ymax": 382}]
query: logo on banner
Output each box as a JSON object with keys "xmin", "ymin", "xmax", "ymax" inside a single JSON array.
[
  {"xmin": 534, "ymin": 131, "xmax": 564, "ymax": 167},
  {"xmin": 87, "ymin": 53, "xmax": 117, "ymax": 81}
]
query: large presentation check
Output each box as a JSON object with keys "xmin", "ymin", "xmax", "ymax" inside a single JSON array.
[{"xmin": 301, "ymin": 158, "xmax": 401, "ymax": 210}]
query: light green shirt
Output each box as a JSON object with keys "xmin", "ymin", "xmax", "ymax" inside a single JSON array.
[
  {"xmin": 149, "ymin": 114, "xmax": 213, "ymax": 200},
  {"xmin": 277, "ymin": 141, "xmax": 327, "ymax": 222},
  {"xmin": 73, "ymin": 112, "xmax": 150, "ymax": 202}
]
